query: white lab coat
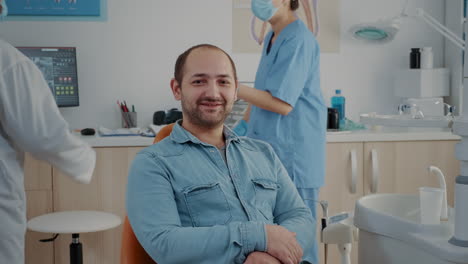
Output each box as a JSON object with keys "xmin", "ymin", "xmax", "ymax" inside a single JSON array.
[{"xmin": 0, "ymin": 40, "xmax": 96, "ymax": 263}]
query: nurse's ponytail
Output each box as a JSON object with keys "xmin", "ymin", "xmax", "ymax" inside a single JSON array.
[{"xmin": 290, "ymin": 0, "xmax": 299, "ymax": 11}]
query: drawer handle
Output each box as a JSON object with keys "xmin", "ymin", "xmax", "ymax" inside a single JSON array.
[
  {"xmin": 350, "ymin": 150, "xmax": 357, "ymax": 194},
  {"xmin": 371, "ymin": 149, "xmax": 379, "ymax": 193}
]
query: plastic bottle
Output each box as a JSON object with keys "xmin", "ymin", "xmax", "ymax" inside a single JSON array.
[
  {"xmin": 421, "ymin": 47, "xmax": 433, "ymax": 69},
  {"xmin": 410, "ymin": 48, "xmax": 421, "ymax": 69},
  {"xmin": 327, "ymin": 108, "xmax": 340, "ymax": 130},
  {"xmin": 331, "ymin": 89, "xmax": 345, "ymax": 123}
]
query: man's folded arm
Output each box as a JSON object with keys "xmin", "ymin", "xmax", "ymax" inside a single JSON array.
[{"xmin": 271, "ymin": 149, "xmax": 316, "ymax": 259}]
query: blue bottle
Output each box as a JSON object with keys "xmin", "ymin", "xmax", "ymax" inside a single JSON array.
[{"xmin": 331, "ymin": 89, "xmax": 345, "ymax": 123}]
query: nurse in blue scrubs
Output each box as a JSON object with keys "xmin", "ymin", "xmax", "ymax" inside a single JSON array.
[{"xmin": 237, "ymin": 0, "xmax": 326, "ymax": 262}]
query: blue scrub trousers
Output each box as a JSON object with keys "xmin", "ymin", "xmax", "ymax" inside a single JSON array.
[{"xmin": 297, "ymin": 187, "xmax": 320, "ymax": 264}]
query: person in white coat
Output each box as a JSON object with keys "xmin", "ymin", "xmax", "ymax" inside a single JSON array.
[{"xmin": 0, "ymin": 2, "xmax": 96, "ymax": 263}]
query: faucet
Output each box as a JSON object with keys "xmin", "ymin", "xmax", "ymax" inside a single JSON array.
[
  {"xmin": 444, "ymin": 103, "xmax": 455, "ymax": 117},
  {"xmin": 429, "ymin": 166, "xmax": 448, "ymax": 220},
  {"xmin": 398, "ymin": 104, "xmax": 409, "ymax": 115},
  {"xmin": 397, "ymin": 103, "xmax": 424, "ymax": 119}
]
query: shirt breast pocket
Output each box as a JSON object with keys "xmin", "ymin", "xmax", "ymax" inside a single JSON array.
[
  {"xmin": 183, "ymin": 182, "xmax": 232, "ymax": 227},
  {"xmin": 252, "ymin": 179, "xmax": 279, "ymax": 220}
]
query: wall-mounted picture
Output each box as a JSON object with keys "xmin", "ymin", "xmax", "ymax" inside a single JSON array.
[{"xmin": 7, "ymin": 0, "xmax": 100, "ymax": 16}]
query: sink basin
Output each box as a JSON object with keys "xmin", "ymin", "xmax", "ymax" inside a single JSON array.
[
  {"xmin": 354, "ymin": 194, "xmax": 467, "ymax": 264},
  {"xmin": 355, "ymin": 194, "xmax": 451, "ymax": 237},
  {"xmin": 360, "ymin": 113, "xmax": 452, "ymax": 128}
]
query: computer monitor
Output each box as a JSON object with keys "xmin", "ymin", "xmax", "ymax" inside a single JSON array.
[{"xmin": 16, "ymin": 47, "xmax": 80, "ymax": 107}]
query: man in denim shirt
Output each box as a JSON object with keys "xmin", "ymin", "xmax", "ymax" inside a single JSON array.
[{"xmin": 127, "ymin": 44, "xmax": 315, "ymax": 264}]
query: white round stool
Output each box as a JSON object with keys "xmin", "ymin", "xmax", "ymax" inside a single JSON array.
[{"xmin": 27, "ymin": 210, "xmax": 121, "ymax": 264}]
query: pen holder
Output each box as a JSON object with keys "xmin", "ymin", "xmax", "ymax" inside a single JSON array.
[{"xmin": 122, "ymin": 112, "xmax": 137, "ymax": 128}]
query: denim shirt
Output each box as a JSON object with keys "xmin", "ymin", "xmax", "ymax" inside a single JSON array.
[{"xmin": 126, "ymin": 123, "xmax": 315, "ymax": 264}]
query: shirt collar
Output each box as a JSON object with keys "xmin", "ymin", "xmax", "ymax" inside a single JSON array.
[{"xmin": 170, "ymin": 120, "xmax": 241, "ymax": 146}]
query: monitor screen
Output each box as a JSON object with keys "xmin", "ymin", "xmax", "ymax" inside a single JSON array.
[{"xmin": 16, "ymin": 47, "xmax": 80, "ymax": 107}]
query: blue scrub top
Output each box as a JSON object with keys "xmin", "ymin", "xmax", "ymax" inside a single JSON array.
[{"xmin": 247, "ymin": 20, "xmax": 327, "ymax": 188}]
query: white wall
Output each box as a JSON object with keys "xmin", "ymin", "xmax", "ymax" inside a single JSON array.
[{"xmin": 0, "ymin": 0, "xmax": 446, "ymax": 129}]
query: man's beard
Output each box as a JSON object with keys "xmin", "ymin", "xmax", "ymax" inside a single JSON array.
[{"xmin": 181, "ymin": 96, "xmax": 232, "ymax": 129}]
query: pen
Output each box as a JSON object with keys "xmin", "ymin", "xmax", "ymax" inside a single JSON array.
[
  {"xmin": 117, "ymin": 101, "xmax": 124, "ymax": 112},
  {"xmin": 123, "ymin": 100, "xmax": 129, "ymax": 112}
]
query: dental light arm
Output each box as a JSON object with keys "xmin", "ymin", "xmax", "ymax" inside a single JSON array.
[
  {"xmin": 350, "ymin": 5, "xmax": 465, "ymax": 51},
  {"xmin": 414, "ymin": 8, "xmax": 465, "ymax": 50}
]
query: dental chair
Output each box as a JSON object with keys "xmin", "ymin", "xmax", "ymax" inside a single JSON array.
[{"xmin": 120, "ymin": 123, "xmax": 175, "ymax": 264}]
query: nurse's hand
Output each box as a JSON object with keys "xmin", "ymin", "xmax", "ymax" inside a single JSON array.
[
  {"xmin": 244, "ymin": 252, "xmax": 281, "ymax": 264},
  {"xmin": 265, "ymin": 225, "xmax": 303, "ymax": 264}
]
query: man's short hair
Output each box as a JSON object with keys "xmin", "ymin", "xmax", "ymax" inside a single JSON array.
[{"xmin": 174, "ymin": 44, "xmax": 238, "ymax": 85}]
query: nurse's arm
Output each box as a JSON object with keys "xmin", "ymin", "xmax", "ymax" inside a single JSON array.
[
  {"xmin": 242, "ymin": 104, "xmax": 251, "ymax": 122},
  {"xmin": 238, "ymin": 84, "xmax": 293, "ymax": 115}
]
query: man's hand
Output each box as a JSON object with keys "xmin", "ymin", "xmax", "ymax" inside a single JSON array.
[
  {"xmin": 265, "ymin": 225, "xmax": 303, "ymax": 264},
  {"xmin": 244, "ymin": 252, "xmax": 281, "ymax": 264}
]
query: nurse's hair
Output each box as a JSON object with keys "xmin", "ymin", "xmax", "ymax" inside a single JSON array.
[
  {"xmin": 174, "ymin": 44, "xmax": 238, "ymax": 85},
  {"xmin": 290, "ymin": 0, "xmax": 299, "ymax": 11}
]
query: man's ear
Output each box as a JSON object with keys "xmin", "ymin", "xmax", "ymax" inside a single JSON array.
[{"xmin": 170, "ymin": 79, "xmax": 182, "ymax": 101}]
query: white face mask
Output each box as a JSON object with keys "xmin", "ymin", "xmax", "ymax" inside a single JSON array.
[{"xmin": 0, "ymin": 0, "xmax": 8, "ymax": 20}]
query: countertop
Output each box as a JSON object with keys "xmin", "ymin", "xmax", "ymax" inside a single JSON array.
[
  {"xmin": 77, "ymin": 128, "xmax": 461, "ymax": 147},
  {"xmin": 325, "ymin": 128, "xmax": 460, "ymax": 143}
]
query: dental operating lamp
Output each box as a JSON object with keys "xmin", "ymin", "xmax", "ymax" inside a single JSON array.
[
  {"xmin": 350, "ymin": 2, "xmax": 468, "ymax": 248},
  {"xmin": 349, "ymin": 2, "xmax": 465, "ymax": 50}
]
